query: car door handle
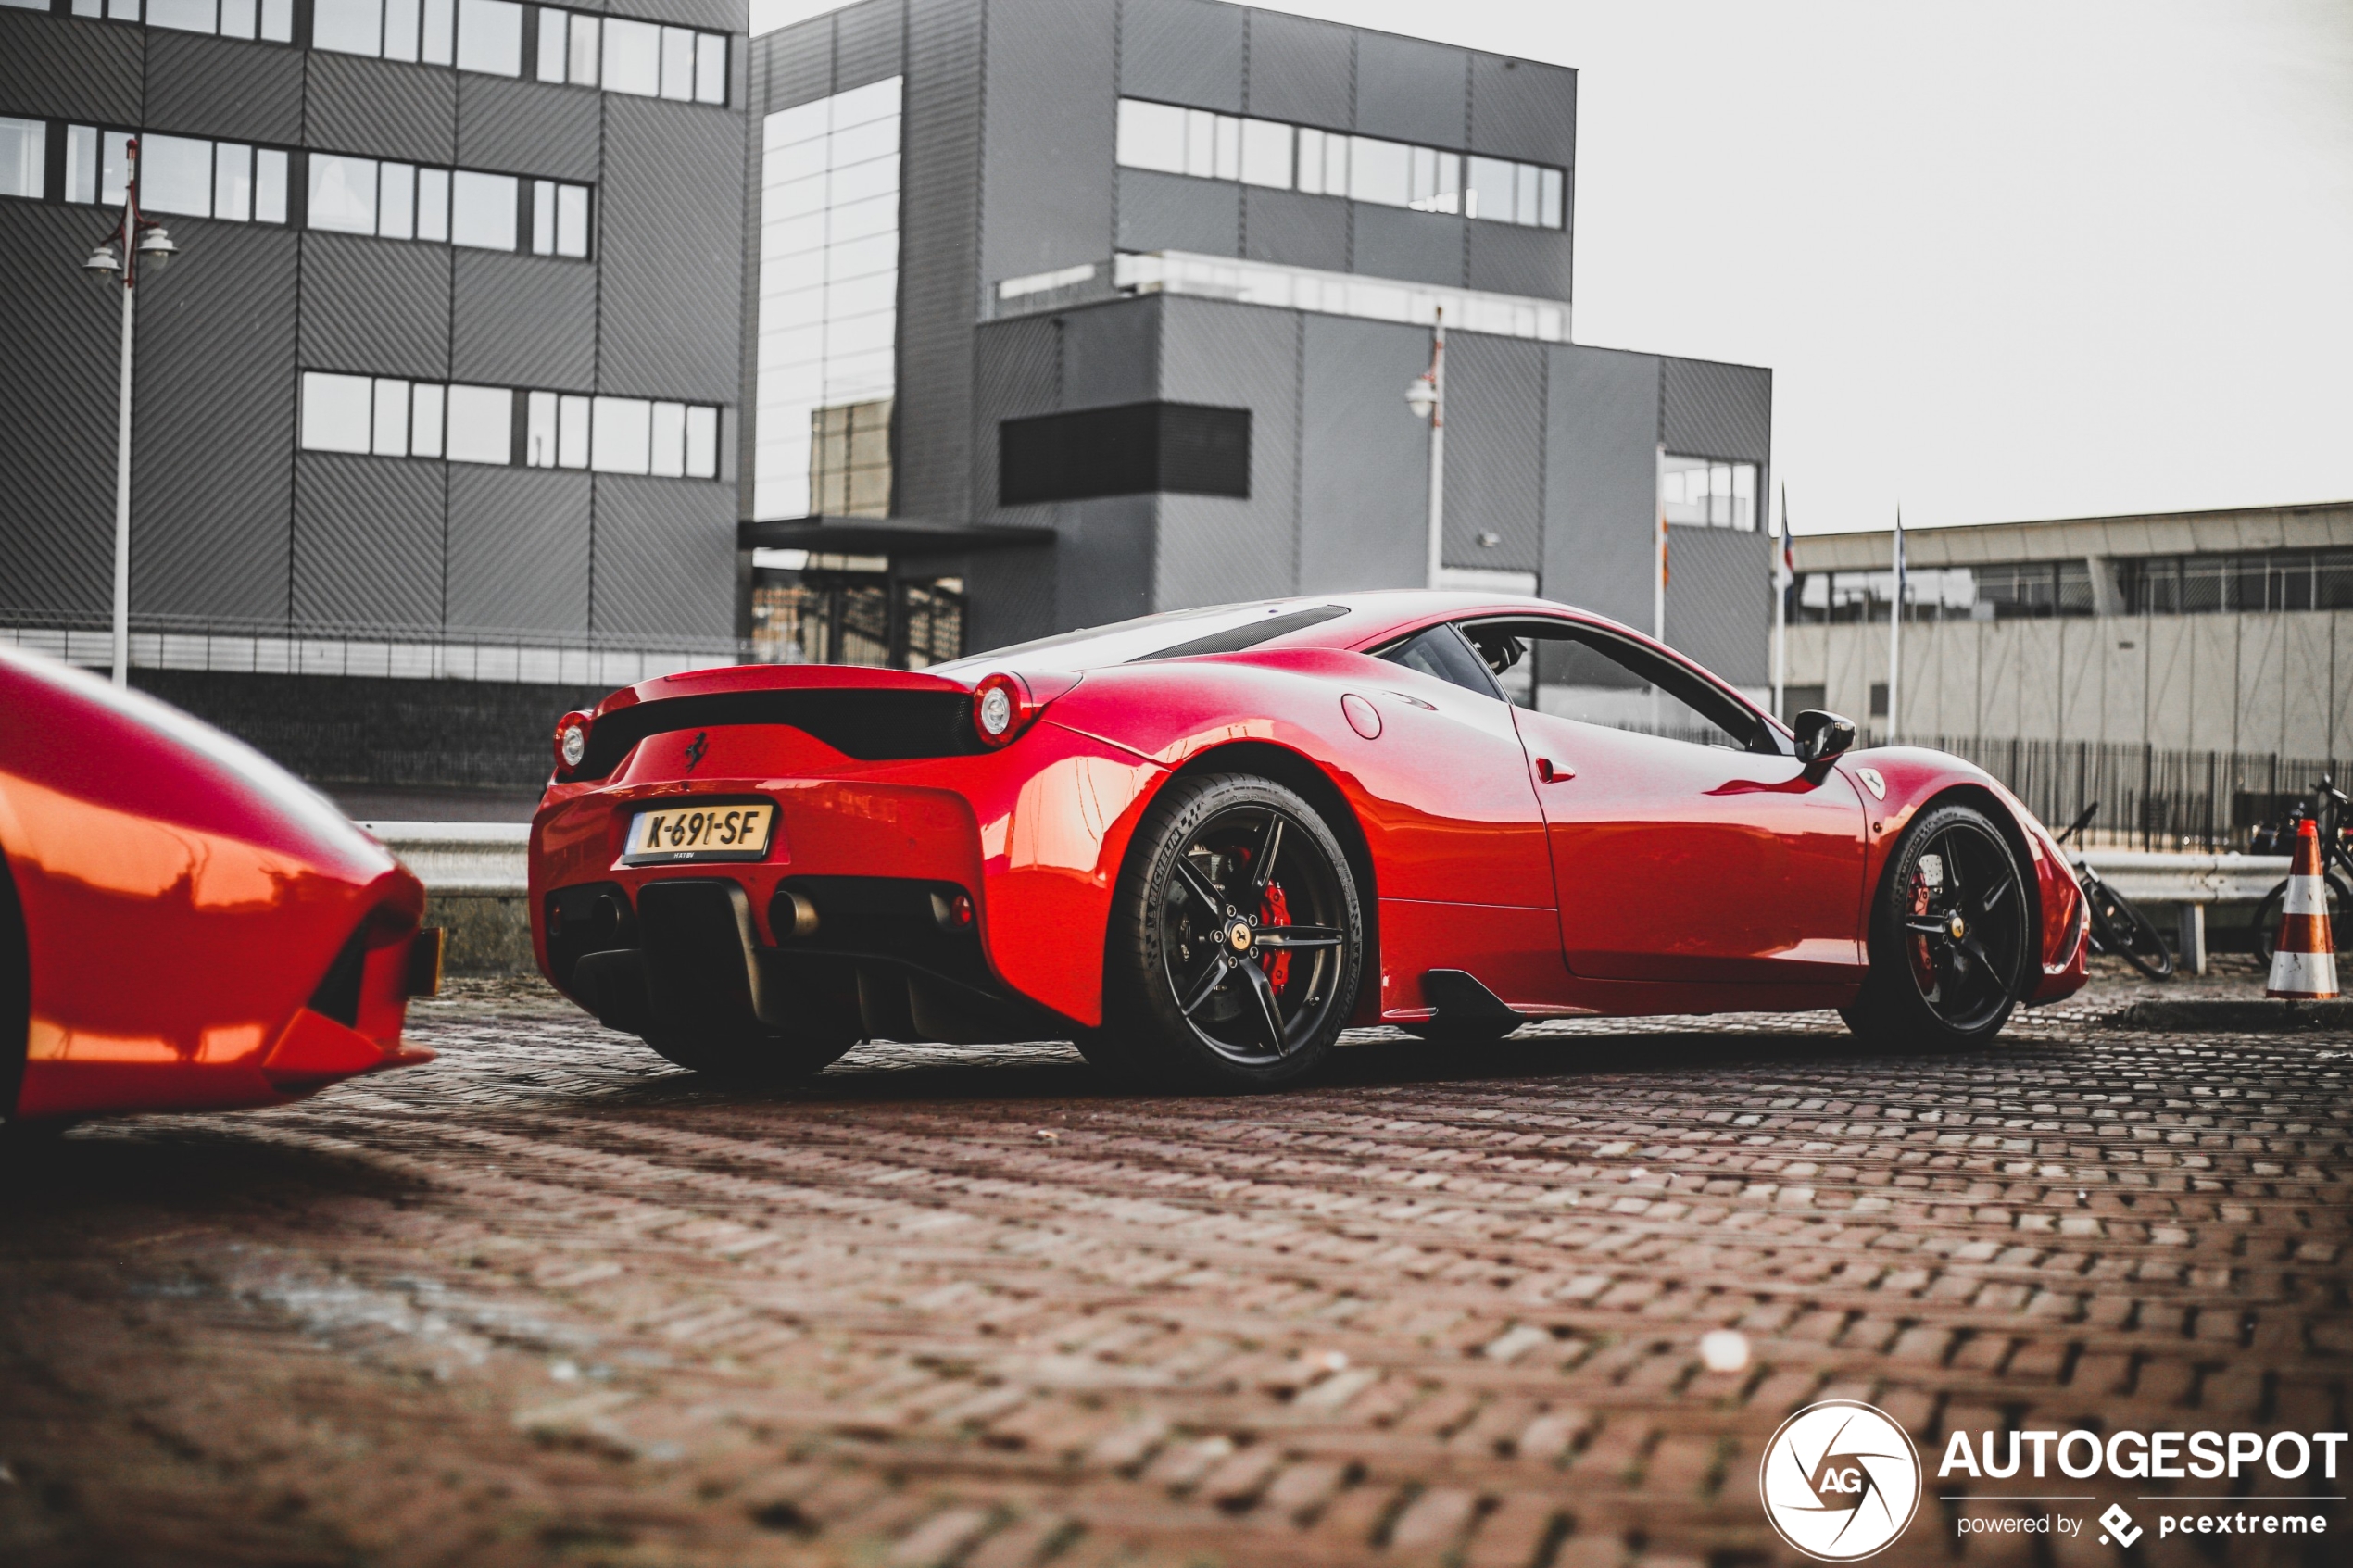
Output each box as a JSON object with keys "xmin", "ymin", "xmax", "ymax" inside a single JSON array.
[{"xmin": 1536, "ymin": 758, "xmax": 1576, "ymax": 783}]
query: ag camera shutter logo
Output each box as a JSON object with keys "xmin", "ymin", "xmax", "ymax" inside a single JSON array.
[{"xmin": 1759, "ymin": 1400, "xmax": 1923, "ymax": 1560}]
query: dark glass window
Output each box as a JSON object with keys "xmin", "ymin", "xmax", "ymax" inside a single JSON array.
[
  {"xmin": 749, "ymin": 566, "xmax": 965, "ymax": 670},
  {"xmin": 1375, "ymin": 624, "xmax": 1502, "ymax": 701},
  {"xmin": 2319, "ymin": 550, "xmax": 2353, "ymax": 610},
  {"xmin": 999, "ymin": 402, "xmax": 1250, "ymax": 505},
  {"xmin": 2118, "ymin": 549, "xmax": 2353, "ymax": 615}
]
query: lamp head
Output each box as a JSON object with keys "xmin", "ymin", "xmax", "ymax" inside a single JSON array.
[
  {"xmin": 84, "ymin": 241, "xmax": 121, "ymax": 283},
  {"xmin": 1403, "ymin": 375, "xmax": 1437, "ymax": 420},
  {"xmin": 134, "ymin": 223, "xmax": 178, "ymax": 278}
]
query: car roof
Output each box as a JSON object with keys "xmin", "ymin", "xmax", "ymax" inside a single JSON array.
[{"xmin": 937, "ymin": 590, "xmax": 1638, "ymax": 673}]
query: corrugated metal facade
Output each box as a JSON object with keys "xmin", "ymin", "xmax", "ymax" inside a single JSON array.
[
  {"xmin": 978, "ymin": 0, "xmax": 1116, "ymax": 285},
  {"xmin": 1442, "ymin": 332, "xmax": 1544, "ymax": 574},
  {"xmin": 133, "ymin": 222, "xmax": 301, "ymax": 628},
  {"xmin": 0, "ymin": 3, "xmax": 749, "ymax": 662},
  {"xmin": 1121, "ymin": 0, "xmax": 1243, "ymax": 113},
  {"xmin": 1541, "ymin": 345, "xmax": 1661, "ymax": 637},
  {"xmin": 0, "ymin": 200, "xmax": 123, "ymax": 621},
  {"xmin": 1299, "ymin": 314, "xmax": 1430, "ymax": 595},
  {"xmin": 894, "ymin": 0, "xmax": 984, "ymax": 522},
  {"xmin": 1154, "ymin": 295, "xmax": 1300, "ymax": 609},
  {"xmin": 303, "ymin": 234, "xmax": 453, "ymax": 382}
]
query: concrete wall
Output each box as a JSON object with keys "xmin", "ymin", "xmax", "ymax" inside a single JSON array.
[{"xmin": 1790, "ymin": 611, "xmax": 2353, "ymax": 759}]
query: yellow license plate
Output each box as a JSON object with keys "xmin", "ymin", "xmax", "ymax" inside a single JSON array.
[{"xmin": 623, "ymin": 802, "xmax": 778, "ymax": 865}]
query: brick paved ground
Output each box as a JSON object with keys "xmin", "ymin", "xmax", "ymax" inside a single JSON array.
[{"xmin": 2, "ymin": 959, "xmax": 2347, "ymax": 1568}]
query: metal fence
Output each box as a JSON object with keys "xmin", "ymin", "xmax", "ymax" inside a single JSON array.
[{"xmin": 1906, "ymin": 735, "xmax": 2345, "ymax": 850}]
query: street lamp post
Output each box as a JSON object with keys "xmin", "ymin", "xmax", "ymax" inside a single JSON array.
[
  {"xmin": 82, "ymin": 136, "xmax": 179, "ymax": 688},
  {"xmin": 1404, "ymin": 307, "xmax": 1445, "ymax": 590}
]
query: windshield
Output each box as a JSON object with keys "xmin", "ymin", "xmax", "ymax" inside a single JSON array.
[{"xmin": 937, "ymin": 599, "xmax": 1346, "ymax": 671}]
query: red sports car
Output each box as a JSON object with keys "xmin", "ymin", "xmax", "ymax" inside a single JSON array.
[
  {"xmin": 529, "ymin": 593, "xmax": 2088, "ymax": 1090},
  {"xmin": 1, "ymin": 646, "xmax": 440, "ymax": 1132}
]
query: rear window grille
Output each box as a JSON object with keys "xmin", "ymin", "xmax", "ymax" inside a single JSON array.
[{"xmin": 573, "ymin": 690, "xmax": 981, "ymax": 779}]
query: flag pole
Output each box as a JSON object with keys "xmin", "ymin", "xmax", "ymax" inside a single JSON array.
[
  {"xmin": 1654, "ymin": 446, "xmax": 1668, "ymax": 732},
  {"xmin": 1773, "ymin": 483, "xmax": 1789, "ymax": 725},
  {"xmin": 1886, "ymin": 506, "xmax": 1905, "ymax": 743}
]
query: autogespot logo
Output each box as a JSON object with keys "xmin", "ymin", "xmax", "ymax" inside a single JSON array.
[{"xmin": 1760, "ymin": 1400, "xmax": 1924, "ymax": 1561}]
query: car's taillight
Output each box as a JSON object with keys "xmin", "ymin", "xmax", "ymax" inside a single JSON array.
[
  {"xmin": 554, "ymin": 710, "xmax": 592, "ymax": 772},
  {"xmin": 971, "ymin": 672, "xmax": 1035, "ymax": 749}
]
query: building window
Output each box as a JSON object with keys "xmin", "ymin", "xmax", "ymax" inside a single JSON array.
[
  {"xmin": 808, "ymin": 397, "xmax": 892, "ymax": 515},
  {"xmin": 1661, "ymin": 456, "xmax": 1757, "ymax": 531},
  {"xmin": 454, "ymin": 0, "xmax": 521, "ymax": 75},
  {"xmin": 304, "ymin": 0, "xmax": 725, "ymax": 102},
  {"xmin": 1115, "ymin": 97, "xmax": 1563, "ymax": 229},
  {"xmin": 301, "ymin": 370, "xmax": 719, "ymax": 477},
  {"xmin": 57, "ymin": 0, "xmax": 296, "ymax": 43},
  {"xmin": 32, "ymin": 125, "xmax": 292, "ymax": 222},
  {"xmin": 291, "ymin": 144, "xmax": 582, "ymax": 253},
  {"xmin": 756, "ymin": 75, "xmax": 901, "ymax": 521},
  {"xmin": 0, "ymin": 118, "xmax": 44, "ymax": 201},
  {"xmin": 999, "ymin": 402, "xmax": 1251, "ymax": 506},
  {"xmin": 1791, "ymin": 561, "xmax": 2099, "ymax": 624},
  {"xmin": 2120, "ymin": 549, "xmax": 2353, "ymax": 615},
  {"xmin": 749, "ymin": 561, "xmax": 963, "ymax": 669},
  {"xmin": 25, "ymin": 123, "xmax": 590, "ymax": 250},
  {"xmin": 448, "ymin": 168, "xmax": 517, "ymax": 248}
]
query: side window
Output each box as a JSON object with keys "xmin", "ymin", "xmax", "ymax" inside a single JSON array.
[
  {"xmin": 1463, "ymin": 619, "xmax": 1772, "ymax": 753},
  {"xmin": 1375, "ymin": 623, "xmax": 1503, "ymax": 700}
]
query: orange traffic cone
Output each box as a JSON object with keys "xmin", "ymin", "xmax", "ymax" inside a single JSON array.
[{"xmin": 2266, "ymin": 819, "xmax": 2340, "ymax": 999}]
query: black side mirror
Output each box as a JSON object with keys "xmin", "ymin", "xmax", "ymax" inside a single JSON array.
[{"xmin": 1793, "ymin": 709, "xmax": 1856, "ymax": 766}]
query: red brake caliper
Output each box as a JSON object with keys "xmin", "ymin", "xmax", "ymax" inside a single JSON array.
[
  {"xmin": 1259, "ymin": 884, "xmax": 1293, "ymax": 990},
  {"xmin": 1908, "ymin": 871, "xmax": 1936, "ymax": 989}
]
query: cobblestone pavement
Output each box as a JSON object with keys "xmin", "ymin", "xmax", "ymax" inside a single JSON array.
[{"xmin": 3, "ymin": 960, "xmax": 2348, "ymax": 1568}]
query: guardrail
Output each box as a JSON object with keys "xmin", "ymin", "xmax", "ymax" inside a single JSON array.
[
  {"xmin": 359, "ymin": 822, "xmax": 531, "ymax": 896},
  {"xmin": 358, "ymin": 828, "xmax": 2292, "ymax": 907},
  {"xmin": 2078, "ymin": 850, "xmax": 2289, "ymax": 903},
  {"xmin": 356, "ymin": 827, "xmax": 2297, "ymax": 979}
]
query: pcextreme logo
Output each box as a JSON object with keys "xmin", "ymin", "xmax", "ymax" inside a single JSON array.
[{"xmin": 1759, "ymin": 1400, "xmax": 1924, "ymax": 1561}]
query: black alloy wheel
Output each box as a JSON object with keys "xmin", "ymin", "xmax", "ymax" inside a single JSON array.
[
  {"xmin": 1099, "ymin": 773, "xmax": 1364, "ymax": 1090},
  {"xmin": 1843, "ymin": 802, "xmax": 2032, "ymax": 1049}
]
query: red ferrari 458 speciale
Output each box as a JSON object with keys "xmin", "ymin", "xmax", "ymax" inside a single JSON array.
[
  {"xmin": 1, "ymin": 646, "xmax": 440, "ymax": 1131},
  {"xmin": 529, "ymin": 592, "xmax": 2088, "ymax": 1089}
]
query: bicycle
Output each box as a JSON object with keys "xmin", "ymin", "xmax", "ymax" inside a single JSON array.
[
  {"xmin": 2053, "ymin": 802, "xmax": 2175, "ymax": 980},
  {"xmin": 2251, "ymin": 775, "xmax": 2353, "ymax": 966}
]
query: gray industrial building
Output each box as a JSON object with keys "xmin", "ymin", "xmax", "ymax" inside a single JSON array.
[
  {"xmin": 741, "ymin": 0, "xmax": 1777, "ymax": 698},
  {"xmin": 0, "ymin": 0, "xmax": 1775, "ymax": 799},
  {"xmin": 0, "ymin": 0, "xmax": 749, "ymax": 776},
  {"xmin": 1789, "ymin": 500, "xmax": 2353, "ymax": 760}
]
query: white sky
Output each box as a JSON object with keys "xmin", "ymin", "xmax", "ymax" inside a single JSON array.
[{"xmin": 749, "ymin": 0, "xmax": 2353, "ymax": 534}]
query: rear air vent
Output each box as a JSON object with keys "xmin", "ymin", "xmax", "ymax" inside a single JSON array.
[
  {"xmin": 573, "ymin": 690, "xmax": 982, "ymax": 779},
  {"xmin": 309, "ymin": 926, "xmax": 367, "ymax": 1026}
]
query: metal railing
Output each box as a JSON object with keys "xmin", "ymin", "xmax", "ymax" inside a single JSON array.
[{"xmin": 1900, "ymin": 735, "xmax": 2345, "ymax": 851}]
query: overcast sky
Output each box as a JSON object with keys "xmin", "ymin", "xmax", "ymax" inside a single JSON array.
[{"xmin": 749, "ymin": 0, "xmax": 2353, "ymax": 535}]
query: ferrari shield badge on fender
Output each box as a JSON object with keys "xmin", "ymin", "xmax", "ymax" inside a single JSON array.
[{"xmin": 1856, "ymin": 767, "xmax": 1887, "ymax": 800}]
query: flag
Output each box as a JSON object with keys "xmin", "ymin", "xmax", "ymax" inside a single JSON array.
[{"xmin": 1779, "ymin": 486, "xmax": 1794, "ymax": 582}]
